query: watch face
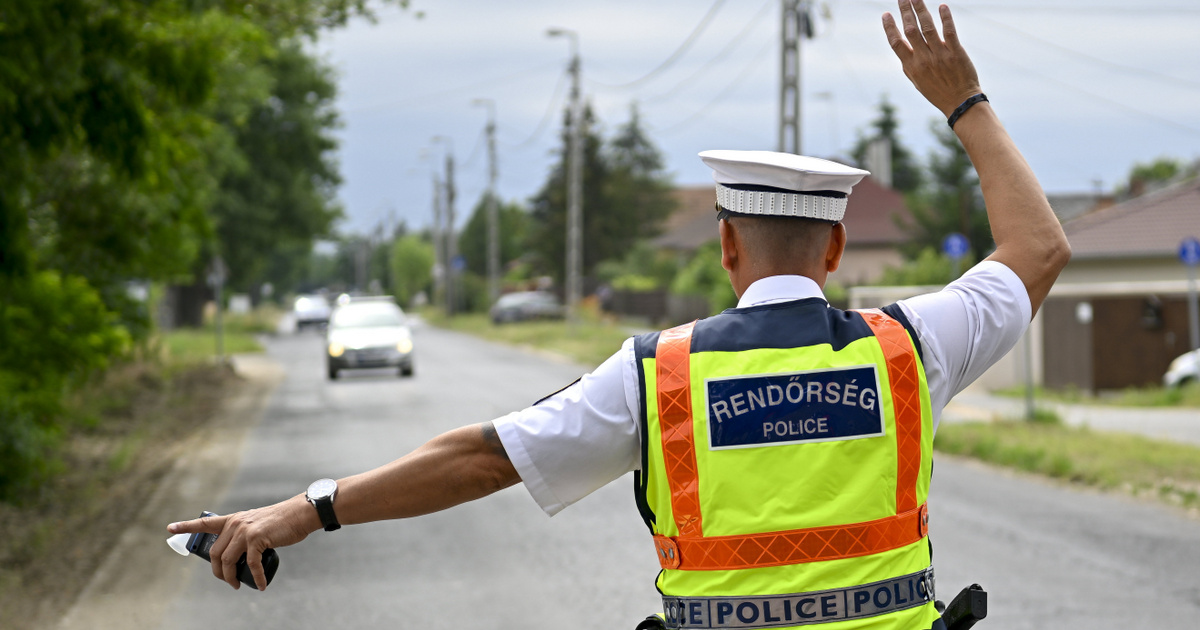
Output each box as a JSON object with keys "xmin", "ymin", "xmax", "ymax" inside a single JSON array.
[{"xmin": 308, "ymin": 478, "xmax": 337, "ymax": 500}]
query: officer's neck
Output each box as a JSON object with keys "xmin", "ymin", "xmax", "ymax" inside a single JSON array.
[{"xmin": 730, "ymin": 263, "xmax": 828, "ymax": 300}]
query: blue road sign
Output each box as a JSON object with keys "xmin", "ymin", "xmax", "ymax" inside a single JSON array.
[
  {"xmin": 942, "ymin": 233, "xmax": 970, "ymax": 259},
  {"xmin": 452, "ymin": 255, "xmax": 467, "ymax": 271},
  {"xmin": 1180, "ymin": 237, "xmax": 1200, "ymax": 266}
]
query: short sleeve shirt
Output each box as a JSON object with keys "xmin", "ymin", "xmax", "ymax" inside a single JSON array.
[{"xmin": 494, "ymin": 260, "xmax": 1031, "ymax": 516}]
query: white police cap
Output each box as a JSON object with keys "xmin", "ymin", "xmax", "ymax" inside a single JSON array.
[{"xmin": 699, "ymin": 150, "xmax": 870, "ymax": 222}]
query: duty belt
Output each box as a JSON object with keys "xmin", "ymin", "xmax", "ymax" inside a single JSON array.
[{"xmin": 660, "ymin": 566, "xmax": 935, "ymax": 629}]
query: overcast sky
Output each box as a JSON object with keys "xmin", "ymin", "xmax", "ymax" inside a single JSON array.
[{"xmin": 313, "ymin": 0, "xmax": 1200, "ymax": 235}]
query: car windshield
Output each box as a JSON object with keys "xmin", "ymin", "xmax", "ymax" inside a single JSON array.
[
  {"xmin": 496, "ymin": 294, "xmax": 530, "ymax": 307},
  {"xmin": 331, "ymin": 304, "xmax": 405, "ymax": 328},
  {"xmin": 294, "ymin": 295, "xmax": 329, "ymax": 311}
]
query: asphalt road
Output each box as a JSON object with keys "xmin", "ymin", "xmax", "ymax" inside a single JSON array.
[{"xmin": 153, "ymin": 325, "xmax": 1200, "ymax": 630}]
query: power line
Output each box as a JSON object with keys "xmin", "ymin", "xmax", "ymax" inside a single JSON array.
[
  {"xmin": 503, "ymin": 67, "xmax": 570, "ymax": 150},
  {"xmin": 958, "ymin": 6, "xmax": 1200, "ymax": 91},
  {"xmin": 642, "ymin": 0, "xmax": 775, "ymax": 106},
  {"xmin": 969, "ymin": 44, "xmax": 1200, "ymax": 137},
  {"xmin": 843, "ymin": 0, "xmax": 1200, "ymax": 15},
  {"xmin": 659, "ymin": 37, "xmax": 776, "ymax": 136},
  {"xmin": 461, "ymin": 126, "xmax": 488, "ymax": 170},
  {"xmin": 589, "ymin": 0, "xmax": 727, "ymax": 90},
  {"xmin": 946, "ymin": 3, "xmax": 1200, "ymax": 14}
]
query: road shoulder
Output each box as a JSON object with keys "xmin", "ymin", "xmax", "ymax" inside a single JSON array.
[{"xmin": 52, "ymin": 355, "xmax": 284, "ymax": 630}]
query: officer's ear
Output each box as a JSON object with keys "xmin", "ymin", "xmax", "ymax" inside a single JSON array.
[
  {"xmin": 824, "ymin": 222, "xmax": 847, "ymax": 273},
  {"xmin": 719, "ymin": 217, "xmax": 738, "ymax": 273}
]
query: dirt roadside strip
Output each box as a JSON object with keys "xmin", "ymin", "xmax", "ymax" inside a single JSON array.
[{"xmin": 52, "ymin": 355, "xmax": 284, "ymax": 630}]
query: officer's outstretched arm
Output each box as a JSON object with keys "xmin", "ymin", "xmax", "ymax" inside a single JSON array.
[
  {"xmin": 883, "ymin": 0, "xmax": 1070, "ymax": 316},
  {"xmin": 167, "ymin": 422, "xmax": 518, "ymax": 590}
]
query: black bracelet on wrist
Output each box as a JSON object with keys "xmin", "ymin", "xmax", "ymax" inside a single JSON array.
[{"xmin": 947, "ymin": 93, "xmax": 988, "ymax": 129}]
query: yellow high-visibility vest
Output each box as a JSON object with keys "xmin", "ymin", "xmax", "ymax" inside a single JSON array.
[{"xmin": 633, "ymin": 301, "xmax": 940, "ymax": 630}]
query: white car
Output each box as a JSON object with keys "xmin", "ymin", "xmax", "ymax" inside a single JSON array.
[
  {"xmin": 325, "ymin": 298, "xmax": 414, "ymax": 379},
  {"xmin": 1163, "ymin": 349, "xmax": 1200, "ymax": 387},
  {"xmin": 293, "ymin": 294, "xmax": 332, "ymax": 330}
]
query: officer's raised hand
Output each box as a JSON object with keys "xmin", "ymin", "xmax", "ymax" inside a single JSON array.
[{"xmin": 882, "ymin": 0, "xmax": 980, "ymax": 118}]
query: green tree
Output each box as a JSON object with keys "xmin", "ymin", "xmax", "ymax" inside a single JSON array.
[
  {"xmin": 1123, "ymin": 157, "xmax": 1192, "ymax": 197},
  {"xmin": 899, "ymin": 123, "xmax": 992, "ymax": 263},
  {"xmin": 670, "ymin": 241, "xmax": 737, "ymax": 314},
  {"xmin": 604, "ymin": 102, "xmax": 677, "ymax": 250},
  {"xmin": 390, "ymin": 234, "xmax": 434, "ymax": 308},
  {"xmin": 457, "ymin": 194, "xmax": 531, "ymax": 278},
  {"xmin": 0, "ymin": 0, "xmax": 410, "ymax": 500},
  {"xmin": 877, "ymin": 246, "xmax": 975, "ymax": 286},
  {"xmin": 209, "ymin": 41, "xmax": 343, "ymax": 296},
  {"xmin": 527, "ymin": 102, "xmax": 675, "ymax": 287},
  {"xmin": 851, "ymin": 96, "xmax": 923, "ymax": 193}
]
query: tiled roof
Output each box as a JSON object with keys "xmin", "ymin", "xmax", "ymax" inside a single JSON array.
[
  {"xmin": 653, "ymin": 178, "xmax": 913, "ymax": 251},
  {"xmin": 1064, "ymin": 178, "xmax": 1200, "ymax": 260},
  {"xmin": 841, "ymin": 176, "xmax": 911, "ymax": 246}
]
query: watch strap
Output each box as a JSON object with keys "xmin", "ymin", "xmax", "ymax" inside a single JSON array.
[{"xmin": 312, "ymin": 495, "xmax": 341, "ymax": 531}]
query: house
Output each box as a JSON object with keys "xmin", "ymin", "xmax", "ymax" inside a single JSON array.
[
  {"xmin": 655, "ymin": 177, "xmax": 914, "ymax": 286},
  {"xmin": 851, "ymin": 178, "xmax": 1200, "ymax": 392},
  {"xmin": 1041, "ymin": 178, "xmax": 1200, "ymax": 390},
  {"xmin": 1046, "ymin": 192, "xmax": 1113, "ymax": 223}
]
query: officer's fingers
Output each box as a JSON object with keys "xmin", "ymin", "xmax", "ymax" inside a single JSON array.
[
  {"xmin": 206, "ymin": 527, "xmax": 243, "ymax": 589},
  {"xmin": 882, "ymin": 13, "xmax": 913, "ymax": 61},
  {"xmin": 940, "ymin": 4, "xmax": 963, "ymax": 50},
  {"xmin": 167, "ymin": 514, "xmax": 226, "ymax": 535},
  {"xmin": 912, "ymin": 0, "xmax": 942, "ymax": 44},
  {"xmin": 897, "ymin": 0, "xmax": 928, "ymax": 51},
  {"xmin": 220, "ymin": 549, "xmax": 243, "ymax": 590},
  {"xmin": 246, "ymin": 544, "xmax": 268, "ymax": 591}
]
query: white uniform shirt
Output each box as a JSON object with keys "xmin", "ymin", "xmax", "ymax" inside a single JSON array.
[{"xmin": 495, "ymin": 260, "xmax": 1031, "ymax": 516}]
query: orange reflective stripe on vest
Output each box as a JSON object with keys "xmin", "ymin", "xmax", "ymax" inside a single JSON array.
[
  {"xmin": 656, "ymin": 320, "xmax": 703, "ymax": 539},
  {"xmin": 857, "ymin": 308, "xmax": 923, "ymax": 515},
  {"xmin": 652, "ymin": 310, "xmax": 927, "ymax": 571}
]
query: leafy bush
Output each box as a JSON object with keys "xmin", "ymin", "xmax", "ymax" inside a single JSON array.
[
  {"xmin": 671, "ymin": 241, "xmax": 736, "ymax": 312},
  {"xmin": 878, "ymin": 246, "xmax": 974, "ymax": 286},
  {"xmin": 0, "ymin": 272, "xmax": 129, "ymax": 501}
]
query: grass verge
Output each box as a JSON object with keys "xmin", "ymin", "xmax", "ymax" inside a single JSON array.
[
  {"xmin": 159, "ymin": 328, "xmax": 264, "ymax": 365},
  {"xmin": 0, "ymin": 326, "xmax": 267, "ymax": 629},
  {"xmin": 424, "ymin": 308, "xmax": 636, "ymax": 368},
  {"xmin": 935, "ymin": 419, "xmax": 1200, "ymax": 511},
  {"xmin": 996, "ymin": 382, "xmax": 1200, "ymax": 407}
]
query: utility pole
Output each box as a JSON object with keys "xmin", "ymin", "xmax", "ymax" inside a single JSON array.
[
  {"xmin": 473, "ymin": 98, "xmax": 501, "ymax": 304},
  {"xmin": 431, "ymin": 171, "xmax": 444, "ymax": 308},
  {"xmin": 549, "ymin": 27, "xmax": 583, "ymax": 323},
  {"xmin": 443, "ymin": 147, "xmax": 457, "ymax": 316},
  {"xmin": 779, "ymin": 1, "xmax": 814, "ymax": 154}
]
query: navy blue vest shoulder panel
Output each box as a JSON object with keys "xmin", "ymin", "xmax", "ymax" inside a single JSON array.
[
  {"xmin": 632, "ymin": 299, "xmax": 923, "ymax": 361},
  {"xmin": 630, "ymin": 299, "xmax": 924, "ymax": 533}
]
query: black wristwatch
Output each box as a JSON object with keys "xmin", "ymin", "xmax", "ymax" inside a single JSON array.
[{"xmin": 306, "ymin": 478, "xmax": 341, "ymax": 531}]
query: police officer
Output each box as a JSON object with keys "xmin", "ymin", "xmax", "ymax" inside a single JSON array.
[{"xmin": 169, "ymin": 2, "xmax": 1069, "ymax": 628}]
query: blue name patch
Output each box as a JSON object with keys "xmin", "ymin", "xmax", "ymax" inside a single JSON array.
[{"xmin": 705, "ymin": 365, "xmax": 884, "ymax": 450}]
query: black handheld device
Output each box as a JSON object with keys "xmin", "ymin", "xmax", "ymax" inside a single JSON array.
[
  {"xmin": 940, "ymin": 584, "xmax": 987, "ymax": 630},
  {"xmin": 185, "ymin": 511, "xmax": 280, "ymax": 590}
]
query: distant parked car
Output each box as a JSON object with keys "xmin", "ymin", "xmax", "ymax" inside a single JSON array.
[
  {"xmin": 293, "ymin": 294, "xmax": 331, "ymax": 330},
  {"xmin": 490, "ymin": 291, "xmax": 564, "ymax": 324},
  {"xmin": 326, "ymin": 298, "xmax": 414, "ymax": 379},
  {"xmin": 1163, "ymin": 349, "xmax": 1200, "ymax": 387}
]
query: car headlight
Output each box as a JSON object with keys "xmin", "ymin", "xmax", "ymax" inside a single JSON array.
[
  {"xmin": 397, "ymin": 338, "xmax": 413, "ymax": 353},
  {"xmin": 328, "ymin": 342, "xmax": 345, "ymax": 358}
]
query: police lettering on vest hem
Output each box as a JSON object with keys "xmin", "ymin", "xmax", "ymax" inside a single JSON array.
[{"xmin": 660, "ymin": 567, "xmax": 936, "ymax": 629}]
